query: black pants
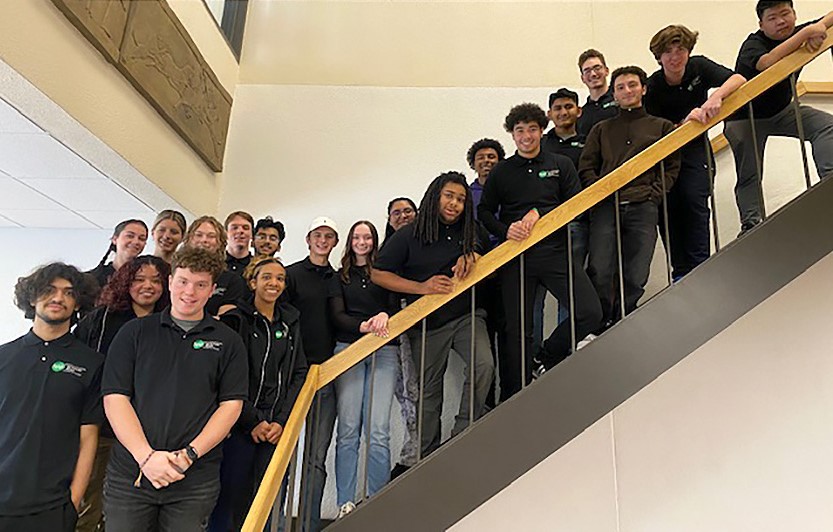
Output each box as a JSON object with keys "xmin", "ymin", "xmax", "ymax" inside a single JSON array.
[
  {"xmin": 477, "ymin": 275, "xmax": 507, "ymax": 408},
  {"xmin": 104, "ymin": 469, "xmax": 220, "ymax": 532},
  {"xmin": 588, "ymin": 199, "xmax": 658, "ymax": 325},
  {"xmin": 0, "ymin": 501, "xmax": 77, "ymax": 532},
  {"xmin": 499, "ymin": 244, "xmax": 602, "ymax": 399},
  {"xmin": 660, "ymin": 145, "xmax": 711, "ymax": 279}
]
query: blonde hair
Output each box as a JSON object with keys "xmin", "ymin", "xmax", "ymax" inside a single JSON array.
[{"xmin": 184, "ymin": 215, "xmax": 227, "ymax": 255}]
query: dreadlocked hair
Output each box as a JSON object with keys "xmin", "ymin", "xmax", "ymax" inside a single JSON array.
[{"xmin": 412, "ymin": 171, "xmax": 477, "ymax": 256}]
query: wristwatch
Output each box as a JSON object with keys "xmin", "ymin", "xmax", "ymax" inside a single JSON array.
[{"xmin": 185, "ymin": 445, "xmax": 199, "ymax": 462}]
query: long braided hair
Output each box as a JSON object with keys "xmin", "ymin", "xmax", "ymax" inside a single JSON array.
[
  {"xmin": 96, "ymin": 219, "xmax": 148, "ymax": 269},
  {"xmin": 412, "ymin": 171, "xmax": 477, "ymax": 256}
]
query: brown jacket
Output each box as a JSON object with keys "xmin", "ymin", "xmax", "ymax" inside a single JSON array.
[{"xmin": 578, "ymin": 106, "xmax": 680, "ymax": 203}]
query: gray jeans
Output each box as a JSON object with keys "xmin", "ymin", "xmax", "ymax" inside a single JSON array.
[
  {"xmin": 407, "ymin": 310, "xmax": 495, "ymax": 457},
  {"xmin": 724, "ymin": 104, "xmax": 833, "ymax": 226}
]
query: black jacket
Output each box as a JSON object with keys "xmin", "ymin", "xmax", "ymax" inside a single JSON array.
[
  {"xmin": 220, "ymin": 298, "xmax": 308, "ymax": 431},
  {"xmin": 74, "ymin": 306, "xmax": 138, "ymax": 356}
]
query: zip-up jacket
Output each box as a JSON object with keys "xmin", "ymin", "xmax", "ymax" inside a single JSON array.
[
  {"xmin": 74, "ymin": 305, "xmax": 138, "ymax": 356},
  {"xmin": 220, "ymin": 297, "xmax": 308, "ymax": 431},
  {"xmin": 579, "ymin": 106, "xmax": 680, "ymax": 203}
]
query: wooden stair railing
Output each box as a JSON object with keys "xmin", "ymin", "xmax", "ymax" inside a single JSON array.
[{"xmin": 242, "ymin": 31, "xmax": 833, "ymax": 532}]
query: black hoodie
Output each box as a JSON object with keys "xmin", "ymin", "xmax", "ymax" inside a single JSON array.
[{"xmin": 220, "ymin": 297, "xmax": 308, "ymax": 431}]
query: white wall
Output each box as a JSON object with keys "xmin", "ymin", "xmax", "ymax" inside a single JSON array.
[{"xmin": 452, "ymin": 250, "xmax": 833, "ymax": 532}]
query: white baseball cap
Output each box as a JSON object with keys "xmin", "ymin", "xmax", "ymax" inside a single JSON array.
[{"xmin": 307, "ymin": 216, "xmax": 339, "ymax": 236}]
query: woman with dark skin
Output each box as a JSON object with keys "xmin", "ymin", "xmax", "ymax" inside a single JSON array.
[
  {"xmin": 208, "ymin": 256, "xmax": 308, "ymax": 532},
  {"xmin": 86, "ymin": 219, "xmax": 148, "ymax": 290},
  {"xmin": 73, "ymin": 255, "xmax": 169, "ymax": 532},
  {"xmin": 383, "ymin": 197, "xmax": 417, "ymax": 242}
]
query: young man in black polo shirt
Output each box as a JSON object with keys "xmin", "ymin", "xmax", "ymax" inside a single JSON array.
[
  {"xmin": 225, "ymin": 211, "xmax": 254, "ymax": 276},
  {"xmin": 645, "ymin": 25, "xmax": 746, "ymax": 279},
  {"xmin": 184, "ymin": 215, "xmax": 247, "ymax": 316},
  {"xmin": 374, "ymin": 171, "xmax": 495, "ymax": 456},
  {"xmin": 576, "ymin": 49, "xmax": 619, "ymax": 137},
  {"xmin": 0, "ymin": 263, "xmax": 101, "ymax": 532},
  {"xmin": 479, "ymin": 103, "xmax": 602, "ymax": 397},
  {"xmin": 284, "ymin": 216, "xmax": 338, "ymax": 532},
  {"xmin": 253, "ymin": 216, "xmax": 286, "ymax": 258},
  {"xmin": 724, "ymin": 1, "xmax": 833, "ymax": 232},
  {"xmin": 579, "ymin": 66, "xmax": 680, "ymax": 328},
  {"xmin": 102, "ymin": 247, "xmax": 248, "ymax": 531}
]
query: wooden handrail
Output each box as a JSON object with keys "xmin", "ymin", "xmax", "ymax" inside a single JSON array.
[{"xmin": 243, "ymin": 31, "xmax": 832, "ymax": 529}]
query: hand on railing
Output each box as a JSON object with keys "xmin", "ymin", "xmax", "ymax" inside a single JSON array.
[
  {"xmin": 506, "ymin": 208, "xmax": 541, "ymax": 241},
  {"xmin": 452, "ymin": 253, "xmax": 480, "ymax": 280},
  {"xmin": 360, "ymin": 312, "xmax": 390, "ymax": 338}
]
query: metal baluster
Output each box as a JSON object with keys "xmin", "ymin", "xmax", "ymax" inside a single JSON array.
[
  {"xmin": 298, "ymin": 393, "xmax": 320, "ymax": 531},
  {"xmin": 705, "ymin": 138, "xmax": 721, "ymax": 252},
  {"xmin": 416, "ymin": 318, "xmax": 427, "ymax": 463},
  {"xmin": 519, "ymin": 253, "xmax": 527, "ymax": 388},
  {"xmin": 660, "ymin": 161, "xmax": 673, "ymax": 286},
  {"xmin": 363, "ymin": 351, "xmax": 377, "ymax": 501},
  {"xmin": 614, "ymin": 191, "xmax": 627, "ymax": 320},
  {"xmin": 279, "ymin": 444, "xmax": 300, "ymax": 532},
  {"xmin": 789, "ymin": 72, "xmax": 813, "ymax": 190},
  {"xmin": 469, "ymin": 286, "xmax": 476, "ymax": 426},
  {"xmin": 566, "ymin": 223, "xmax": 577, "ymax": 352},
  {"xmin": 747, "ymin": 102, "xmax": 768, "ymax": 222}
]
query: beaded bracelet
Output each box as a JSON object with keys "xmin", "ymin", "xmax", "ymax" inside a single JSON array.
[{"xmin": 133, "ymin": 450, "xmax": 156, "ymax": 488}]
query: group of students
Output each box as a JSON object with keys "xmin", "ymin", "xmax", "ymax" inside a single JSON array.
[{"xmin": 1, "ymin": 2, "xmax": 833, "ymax": 532}]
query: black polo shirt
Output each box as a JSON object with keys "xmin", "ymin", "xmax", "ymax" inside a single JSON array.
[
  {"xmin": 225, "ymin": 252, "xmax": 252, "ymax": 277},
  {"xmin": 102, "ymin": 309, "xmax": 248, "ymax": 488},
  {"xmin": 374, "ymin": 221, "xmax": 487, "ymax": 329},
  {"xmin": 328, "ymin": 267, "xmax": 399, "ymax": 344},
  {"xmin": 576, "ymin": 88, "xmax": 618, "ymax": 136},
  {"xmin": 478, "ymin": 150, "xmax": 582, "ymax": 248},
  {"xmin": 206, "ymin": 270, "xmax": 247, "ymax": 315},
  {"xmin": 541, "ymin": 131, "xmax": 586, "ymax": 168},
  {"xmin": 0, "ymin": 330, "xmax": 103, "ymax": 516},
  {"xmin": 646, "ymin": 56, "xmax": 734, "ymax": 125},
  {"xmin": 284, "ymin": 258, "xmax": 336, "ymax": 364},
  {"xmin": 730, "ymin": 20, "xmax": 819, "ymax": 120}
]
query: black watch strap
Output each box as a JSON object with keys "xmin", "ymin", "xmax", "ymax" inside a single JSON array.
[{"xmin": 186, "ymin": 445, "xmax": 199, "ymax": 462}]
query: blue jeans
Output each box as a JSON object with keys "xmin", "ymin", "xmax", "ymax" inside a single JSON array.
[{"xmin": 333, "ymin": 342, "xmax": 398, "ymax": 506}]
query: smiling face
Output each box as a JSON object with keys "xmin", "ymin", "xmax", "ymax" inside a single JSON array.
[
  {"xmin": 660, "ymin": 42, "xmax": 690, "ymax": 80},
  {"xmin": 388, "ymin": 200, "xmax": 416, "ymax": 231},
  {"xmin": 189, "ymin": 222, "xmax": 221, "ymax": 253},
  {"xmin": 129, "ymin": 264, "xmax": 164, "ymax": 311},
  {"xmin": 613, "ymin": 73, "xmax": 647, "ymax": 109},
  {"xmin": 438, "ymin": 182, "xmax": 467, "ymax": 224},
  {"xmin": 113, "ymin": 223, "xmax": 148, "ymax": 263},
  {"xmin": 511, "ymin": 120, "xmax": 543, "ymax": 158},
  {"xmin": 350, "ymin": 223, "xmax": 375, "ymax": 260},
  {"xmin": 250, "ymin": 262, "xmax": 286, "ymax": 307},
  {"xmin": 32, "ymin": 277, "xmax": 78, "ymax": 326},
  {"xmin": 254, "ymin": 227, "xmax": 282, "ymax": 256},
  {"xmin": 168, "ymin": 267, "xmax": 214, "ymax": 320},
  {"xmin": 759, "ymin": 3, "xmax": 797, "ymax": 40},
  {"xmin": 473, "ymin": 148, "xmax": 500, "ymax": 182},
  {"xmin": 580, "ymin": 57, "xmax": 609, "ymax": 92},
  {"xmin": 548, "ymin": 97, "xmax": 582, "ymax": 132},
  {"xmin": 306, "ymin": 226, "xmax": 338, "ymax": 261},
  {"xmin": 152, "ymin": 219, "xmax": 183, "ymax": 255},
  {"xmin": 226, "ymin": 215, "xmax": 253, "ymax": 255}
]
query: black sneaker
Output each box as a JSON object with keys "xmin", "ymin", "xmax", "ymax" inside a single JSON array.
[{"xmin": 738, "ymin": 220, "xmax": 761, "ymax": 237}]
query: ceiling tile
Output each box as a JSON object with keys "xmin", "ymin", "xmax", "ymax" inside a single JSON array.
[
  {"xmin": 0, "ymin": 213, "xmax": 22, "ymax": 227},
  {"xmin": 0, "ymin": 134, "xmax": 105, "ymax": 179},
  {"xmin": 23, "ymin": 178, "xmax": 149, "ymax": 212},
  {"xmin": 0, "ymin": 98, "xmax": 42, "ymax": 134},
  {"xmin": 3, "ymin": 209, "xmax": 97, "ymax": 229},
  {"xmin": 0, "ymin": 178, "xmax": 62, "ymax": 210},
  {"xmin": 77, "ymin": 210, "xmax": 154, "ymax": 230}
]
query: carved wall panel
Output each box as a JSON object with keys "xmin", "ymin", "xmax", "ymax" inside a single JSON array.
[{"xmin": 50, "ymin": 0, "xmax": 231, "ymax": 171}]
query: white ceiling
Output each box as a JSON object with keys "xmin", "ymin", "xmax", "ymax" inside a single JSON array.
[{"xmin": 0, "ymin": 97, "xmax": 154, "ymax": 229}]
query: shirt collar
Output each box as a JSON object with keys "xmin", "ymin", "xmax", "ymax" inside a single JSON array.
[
  {"xmin": 23, "ymin": 329, "xmax": 74, "ymax": 347},
  {"xmin": 159, "ymin": 307, "xmax": 217, "ymax": 333},
  {"xmin": 509, "ymin": 150, "xmax": 547, "ymax": 166},
  {"xmin": 302, "ymin": 256, "xmax": 335, "ymax": 274}
]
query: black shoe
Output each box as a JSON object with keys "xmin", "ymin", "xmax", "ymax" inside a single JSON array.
[
  {"xmin": 390, "ymin": 463, "xmax": 410, "ymax": 480},
  {"xmin": 739, "ymin": 219, "xmax": 761, "ymax": 236}
]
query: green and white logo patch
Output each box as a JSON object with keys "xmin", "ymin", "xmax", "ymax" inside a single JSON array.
[
  {"xmin": 51, "ymin": 361, "xmax": 66, "ymax": 373},
  {"xmin": 193, "ymin": 339, "xmax": 206, "ymax": 350},
  {"xmin": 275, "ymin": 330, "xmax": 284, "ymax": 339},
  {"xmin": 193, "ymin": 339, "xmax": 223, "ymax": 352},
  {"xmin": 51, "ymin": 360, "xmax": 86, "ymax": 377}
]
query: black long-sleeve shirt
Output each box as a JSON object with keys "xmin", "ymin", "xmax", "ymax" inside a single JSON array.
[
  {"xmin": 478, "ymin": 150, "xmax": 582, "ymax": 247},
  {"xmin": 328, "ymin": 266, "xmax": 399, "ymax": 344},
  {"xmin": 284, "ymin": 257, "xmax": 336, "ymax": 364}
]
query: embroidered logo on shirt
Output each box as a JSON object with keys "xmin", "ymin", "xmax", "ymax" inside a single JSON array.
[
  {"xmin": 50, "ymin": 360, "xmax": 87, "ymax": 377},
  {"xmin": 211, "ymin": 286, "xmax": 226, "ymax": 297},
  {"xmin": 687, "ymin": 76, "xmax": 702, "ymax": 92},
  {"xmin": 193, "ymin": 339, "xmax": 223, "ymax": 351},
  {"xmin": 538, "ymin": 169, "xmax": 560, "ymax": 179},
  {"xmin": 602, "ymin": 101, "xmax": 618, "ymax": 109},
  {"xmin": 275, "ymin": 330, "xmax": 284, "ymax": 339}
]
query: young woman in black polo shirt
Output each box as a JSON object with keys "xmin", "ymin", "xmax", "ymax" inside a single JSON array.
[
  {"xmin": 86, "ymin": 219, "xmax": 148, "ymax": 290},
  {"xmin": 209, "ymin": 256, "xmax": 308, "ymax": 532},
  {"xmin": 73, "ymin": 255, "xmax": 169, "ymax": 532},
  {"xmin": 373, "ymin": 172, "xmax": 495, "ymax": 458},
  {"xmin": 329, "ymin": 221, "xmax": 398, "ymax": 517}
]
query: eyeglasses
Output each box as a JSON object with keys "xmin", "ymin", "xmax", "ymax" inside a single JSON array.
[
  {"xmin": 581, "ymin": 64, "xmax": 606, "ymax": 76},
  {"xmin": 390, "ymin": 207, "xmax": 415, "ymax": 218}
]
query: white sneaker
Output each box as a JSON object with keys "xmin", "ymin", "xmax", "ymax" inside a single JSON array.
[
  {"xmin": 576, "ymin": 333, "xmax": 597, "ymax": 350},
  {"xmin": 338, "ymin": 501, "xmax": 356, "ymax": 519}
]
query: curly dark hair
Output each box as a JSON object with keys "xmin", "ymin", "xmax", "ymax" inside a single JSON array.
[
  {"xmin": 611, "ymin": 65, "xmax": 648, "ymax": 89},
  {"xmin": 254, "ymin": 216, "xmax": 286, "ymax": 243},
  {"xmin": 413, "ymin": 171, "xmax": 477, "ymax": 255},
  {"xmin": 466, "ymin": 138, "xmax": 506, "ymax": 170},
  {"xmin": 503, "ymin": 103, "xmax": 548, "ymax": 132},
  {"xmin": 171, "ymin": 246, "xmax": 225, "ymax": 283},
  {"xmin": 14, "ymin": 263, "xmax": 98, "ymax": 320},
  {"xmin": 98, "ymin": 255, "xmax": 170, "ymax": 312}
]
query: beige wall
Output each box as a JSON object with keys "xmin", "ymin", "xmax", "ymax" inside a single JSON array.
[
  {"xmin": 0, "ymin": 0, "xmax": 239, "ymax": 215},
  {"xmin": 452, "ymin": 249, "xmax": 833, "ymax": 532}
]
